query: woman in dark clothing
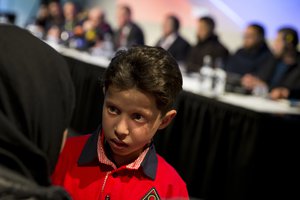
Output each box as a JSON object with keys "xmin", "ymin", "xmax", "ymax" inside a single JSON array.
[
  {"xmin": 241, "ymin": 27, "xmax": 300, "ymax": 97},
  {"xmin": 186, "ymin": 16, "xmax": 229, "ymax": 73},
  {"xmin": 226, "ymin": 23, "xmax": 273, "ymax": 75},
  {"xmin": 0, "ymin": 25, "xmax": 75, "ymax": 199}
]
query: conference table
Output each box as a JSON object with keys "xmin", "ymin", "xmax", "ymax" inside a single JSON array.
[{"xmin": 52, "ymin": 44, "xmax": 300, "ymax": 199}]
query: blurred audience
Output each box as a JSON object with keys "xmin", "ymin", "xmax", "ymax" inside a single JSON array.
[
  {"xmin": 24, "ymin": 2, "xmax": 300, "ymax": 99},
  {"xmin": 47, "ymin": 1, "xmax": 64, "ymax": 29},
  {"xmin": 46, "ymin": 25, "xmax": 61, "ymax": 44},
  {"xmin": 156, "ymin": 15, "xmax": 191, "ymax": 63},
  {"xmin": 186, "ymin": 16, "xmax": 229, "ymax": 72},
  {"xmin": 85, "ymin": 7, "xmax": 113, "ymax": 40},
  {"xmin": 81, "ymin": 7, "xmax": 114, "ymax": 56},
  {"xmin": 62, "ymin": 1, "xmax": 78, "ymax": 33},
  {"xmin": 241, "ymin": 27, "xmax": 300, "ymax": 98},
  {"xmin": 114, "ymin": 5, "xmax": 144, "ymax": 49},
  {"xmin": 0, "ymin": 25, "xmax": 74, "ymax": 199},
  {"xmin": 26, "ymin": 4, "xmax": 49, "ymax": 39},
  {"xmin": 226, "ymin": 23, "xmax": 273, "ymax": 76}
]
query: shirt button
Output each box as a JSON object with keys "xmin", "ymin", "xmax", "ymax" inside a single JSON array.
[{"xmin": 105, "ymin": 194, "xmax": 110, "ymax": 200}]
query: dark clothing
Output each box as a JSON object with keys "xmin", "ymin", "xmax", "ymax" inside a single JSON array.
[
  {"xmin": 62, "ymin": 19, "xmax": 79, "ymax": 33},
  {"xmin": 0, "ymin": 166, "xmax": 70, "ymax": 200},
  {"xmin": 156, "ymin": 35, "xmax": 191, "ymax": 62},
  {"xmin": 186, "ymin": 35, "xmax": 229, "ymax": 72},
  {"xmin": 98, "ymin": 22, "xmax": 114, "ymax": 40},
  {"xmin": 226, "ymin": 42, "xmax": 273, "ymax": 76},
  {"xmin": 289, "ymin": 89, "xmax": 300, "ymax": 99},
  {"xmin": 47, "ymin": 15, "xmax": 65, "ymax": 30},
  {"xmin": 114, "ymin": 22, "xmax": 144, "ymax": 49},
  {"xmin": 256, "ymin": 53, "xmax": 300, "ymax": 90},
  {"xmin": 0, "ymin": 25, "xmax": 74, "ymax": 198}
]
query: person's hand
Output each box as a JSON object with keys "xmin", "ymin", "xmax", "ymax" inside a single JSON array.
[
  {"xmin": 241, "ymin": 74, "xmax": 266, "ymax": 90},
  {"xmin": 269, "ymin": 87, "xmax": 290, "ymax": 100}
]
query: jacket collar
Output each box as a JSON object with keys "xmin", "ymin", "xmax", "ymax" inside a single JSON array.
[{"xmin": 77, "ymin": 125, "xmax": 158, "ymax": 180}]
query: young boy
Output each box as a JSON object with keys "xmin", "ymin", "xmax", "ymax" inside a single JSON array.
[{"xmin": 52, "ymin": 46, "xmax": 189, "ymax": 199}]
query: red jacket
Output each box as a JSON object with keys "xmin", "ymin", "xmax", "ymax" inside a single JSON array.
[{"xmin": 52, "ymin": 130, "xmax": 189, "ymax": 200}]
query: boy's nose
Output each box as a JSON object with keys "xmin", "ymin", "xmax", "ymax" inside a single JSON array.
[{"xmin": 114, "ymin": 118, "xmax": 129, "ymax": 139}]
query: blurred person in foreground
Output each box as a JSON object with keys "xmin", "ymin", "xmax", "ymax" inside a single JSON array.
[
  {"xmin": 226, "ymin": 23, "xmax": 273, "ymax": 76},
  {"xmin": 0, "ymin": 25, "xmax": 75, "ymax": 199},
  {"xmin": 241, "ymin": 27, "xmax": 300, "ymax": 99},
  {"xmin": 114, "ymin": 5, "xmax": 144, "ymax": 50},
  {"xmin": 156, "ymin": 15, "xmax": 191, "ymax": 63},
  {"xmin": 186, "ymin": 16, "xmax": 229, "ymax": 72}
]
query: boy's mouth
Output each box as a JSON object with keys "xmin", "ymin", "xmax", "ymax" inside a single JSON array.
[{"xmin": 110, "ymin": 138, "xmax": 129, "ymax": 149}]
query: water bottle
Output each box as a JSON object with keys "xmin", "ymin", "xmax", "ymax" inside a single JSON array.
[
  {"xmin": 213, "ymin": 58, "xmax": 227, "ymax": 96},
  {"xmin": 199, "ymin": 55, "xmax": 214, "ymax": 92}
]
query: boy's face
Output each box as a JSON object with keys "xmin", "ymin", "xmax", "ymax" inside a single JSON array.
[{"xmin": 102, "ymin": 85, "xmax": 176, "ymax": 164}]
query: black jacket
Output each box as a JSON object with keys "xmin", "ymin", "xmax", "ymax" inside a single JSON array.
[
  {"xmin": 186, "ymin": 35, "xmax": 229, "ymax": 72},
  {"xmin": 256, "ymin": 53, "xmax": 300, "ymax": 90},
  {"xmin": 0, "ymin": 25, "xmax": 74, "ymax": 199},
  {"xmin": 114, "ymin": 22, "xmax": 144, "ymax": 49},
  {"xmin": 226, "ymin": 42, "xmax": 273, "ymax": 76},
  {"xmin": 0, "ymin": 166, "xmax": 70, "ymax": 200},
  {"xmin": 156, "ymin": 35, "xmax": 191, "ymax": 62}
]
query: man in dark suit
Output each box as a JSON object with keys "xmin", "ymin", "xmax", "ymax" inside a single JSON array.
[
  {"xmin": 186, "ymin": 16, "xmax": 229, "ymax": 73},
  {"xmin": 156, "ymin": 15, "xmax": 191, "ymax": 63},
  {"xmin": 226, "ymin": 23, "xmax": 273, "ymax": 76},
  {"xmin": 114, "ymin": 5, "xmax": 144, "ymax": 50}
]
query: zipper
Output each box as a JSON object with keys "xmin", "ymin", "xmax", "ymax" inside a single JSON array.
[{"xmin": 101, "ymin": 171, "xmax": 111, "ymax": 198}]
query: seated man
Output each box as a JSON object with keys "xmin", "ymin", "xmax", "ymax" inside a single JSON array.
[
  {"xmin": 156, "ymin": 15, "xmax": 191, "ymax": 63},
  {"xmin": 85, "ymin": 7, "xmax": 114, "ymax": 40},
  {"xmin": 114, "ymin": 5, "xmax": 144, "ymax": 50},
  {"xmin": 226, "ymin": 23, "xmax": 273, "ymax": 76},
  {"xmin": 241, "ymin": 27, "xmax": 300, "ymax": 96},
  {"xmin": 186, "ymin": 16, "xmax": 229, "ymax": 72}
]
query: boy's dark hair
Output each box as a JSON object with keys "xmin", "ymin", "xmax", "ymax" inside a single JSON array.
[
  {"xmin": 199, "ymin": 16, "xmax": 215, "ymax": 33},
  {"xmin": 103, "ymin": 46, "xmax": 183, "ymax": 115}
]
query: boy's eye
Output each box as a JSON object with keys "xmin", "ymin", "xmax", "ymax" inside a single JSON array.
[
  {"xmin": 107, "ymin": 106, "xmax": 120, "ymax": 115},
  {"xmin": 132, "ymin": 113, "xmax": 146, "ymax": 123}
]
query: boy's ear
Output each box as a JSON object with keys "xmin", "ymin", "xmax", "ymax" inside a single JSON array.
[{"xmin": 158, "ymin": 110, "xmax": 177, "ymax": 130}]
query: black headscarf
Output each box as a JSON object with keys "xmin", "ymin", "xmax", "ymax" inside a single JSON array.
[{"xmin": 0, "ymin": 25, "xmax": 75, "ymax": 187}]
